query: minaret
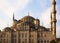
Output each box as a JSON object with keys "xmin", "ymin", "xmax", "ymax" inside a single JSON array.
[{"xmin": 51, "ymin": 0, "xmax": 57, "ymax": 39}]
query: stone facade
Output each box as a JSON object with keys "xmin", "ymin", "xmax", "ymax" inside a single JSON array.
[
  {"xmin": 0, "ymin": 15, "xmax": 55, "ymax": 43},
  {"xmin": 0, "ymin": 0, "xmax": 60, "ymax": 43}
]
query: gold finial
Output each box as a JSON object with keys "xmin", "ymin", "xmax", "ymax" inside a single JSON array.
[{"xmin": 28, "ymin": 12, "xmax": 30, "ymax": 16}]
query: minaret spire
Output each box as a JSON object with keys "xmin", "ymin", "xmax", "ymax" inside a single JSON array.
[
  {"xmin": 13, "ymin": 13, "xmax": 14, "ymax": 20},
  {"xmin": 12, "ymin": 13, "xmax": 17, "ymax": 27},
  {"xmin": 51, "ymin": 0, "xmax": 57, "ymax": 39}
]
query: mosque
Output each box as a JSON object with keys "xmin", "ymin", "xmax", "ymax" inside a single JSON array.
[{"xmin": 0, "ymin": 0, "xmax": 60, "ymax": 43}]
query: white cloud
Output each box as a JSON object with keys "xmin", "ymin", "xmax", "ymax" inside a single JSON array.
[
  {"xmin": 56, "ymin": 6, "xmax": 60, "ymax": 38},
  {"xmin": 0, "ymin": 19, "xmax": 7, "ymax": 30},
  {"xmin": 39, "ymin": 5, "xmax": 60, "ymax": 37},
  {"xmin": 39, "ymin": 0, "xmax": 51, "ymax": 8},
  {"xmin": 0, "ymin": 0, "xmax": 29, "ymax": 18},
  {"xmin": 56, "ymin": 9, "xmax": 60, "ymax": 21},
  {"xmin": 56, "ymin": 26, "xmax": 60, "ymax": 38},
  {"xmin": 0, "ymin": 0, "xmax": 30, "ymax": 30},
  {"xmin": 40, "ymin": 7, "xmax": 51, "ymax": 28}
]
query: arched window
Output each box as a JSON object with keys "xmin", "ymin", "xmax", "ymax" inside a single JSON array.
[
  {"xmin": 44, "ymin": 40, "xmax": 46, "ymax": 43},
  {"xmin": 41, "ymin": 40, "xmax": 43, "ymax": 43}
]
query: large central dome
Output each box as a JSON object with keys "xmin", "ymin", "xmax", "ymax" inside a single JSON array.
[
  {"xmin": 21, "ymin": 16, "xmax": 35, "ymax": 22},
  {"xmin": 21, "ymin": 16, "xmax": 35, "ymax": 20}
]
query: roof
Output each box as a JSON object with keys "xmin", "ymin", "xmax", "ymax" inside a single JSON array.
[
  {"xmin": 3, "ymin": 27, "xmax": 13, "ymax": 32},
  {"xmin": 39, "ymin": 26, "xmax": 50, "ymax": 31},
  {"xmin": 21, "ymin": 16, "xmax": 35, "ymax": 22}
]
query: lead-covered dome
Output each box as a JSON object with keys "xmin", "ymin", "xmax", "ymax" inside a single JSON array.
[
  {"xmin": 21, "ymin": 16, "xmax": 35, "ymax": 22},
  {"xmin": 3, "ymin": 27, "xmax": 13, "ymax": 32}
]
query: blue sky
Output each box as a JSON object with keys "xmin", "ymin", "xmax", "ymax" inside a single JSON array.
[{"xmin": 0, "ymin": 0, "xmax": 60, "ymax": 38}]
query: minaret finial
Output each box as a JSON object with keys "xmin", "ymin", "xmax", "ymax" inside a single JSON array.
[{"xmin": 28, "ymin": 12, "xmax": 30, "ymax": 16}]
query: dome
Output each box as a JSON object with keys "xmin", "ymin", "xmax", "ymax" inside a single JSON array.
[
  {"xmin": 21, "ymin": 16, "xmax": 35, "ymax": 20},
  {"xmin": 21, "ymin": 16, "xmax": 35, "ymax": 22},
  {"xmin": 3, "ymin": 27, "xmax": 13, "ymax": 32}
]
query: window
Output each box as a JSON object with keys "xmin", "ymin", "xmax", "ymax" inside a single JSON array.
[
  {"xmin": 22, "ymin": 33, "xmax": 24, "ymax": 38},
  {"xmin": 22, "ymin": 41, "xmax": 24, "ymax": 43},
  {"xmin": 3, "ymin": 39, "xmax": 5, "ymax": 43},
  {"xmin": 44, "ymin": 34, "xmax": 46, "ymax": 37},
  {"xmin": 38, "ymin": 34, "xmax": 39, "ymax": 37},
  {"xmin": 30, "ymin": 34, "xmax": 32, "ymax": 37},
  {"xmin": 32, "ymin": 39, "xmax": 34, "ymax": 43},
  {"xmin": 19, "ymin": 33, "xmax": 20, "ymax": 36},
  {"xmin": 20, "ymin": 27, "xmax": 21, "ymax": 30},
  {"xmin": 44, "ymin": 40, "xmax": 46, "ymax": 43},
  {"xmin": 38, "ymin": 40, "xmax": 40, "ymax": 43},
  {"xmin": 25, "ymin": 39, "xmax": 27, "ymax": 43},
  {"xmin": 43, "ymin": 33, "xmax": 46, "ymax": 37},
  {"xmin": 1, "ymin": 34, "xmax": 5, "ymax": 37},
  {"xmin": 29, "ymin": 39, "xmax": 31, "ymax": 43},
  {"xmin": 25, "ymin": 33, "xmax": 27, "ymax": 37},
  {"xmin": 18, "ymin": 39, "xmax": 21, "ymax": 43},
  {"xmin": 6, "ymin": 35, "xmax": 8, "ymax": 37},
  {"xmin": 25, "ymin": 26, "xmax": 26, "ymax": 30},
  {"xmin": 13, "ymin": 39, "xmax": 16, "ymax": 43},
  {"xmin": 7, "ymin": 39, "xmax": 8, "ymax": 43},
  {"xmin": 47, "ymin": 40, "xmax": 49, "ymax": 43},
  {"xmin": 13, "ymin": 34, "xmax": 16, "ymax": 38},
  {"xmin": 1, "ymin": 34, "xmax": 2, "ymax": 37},
  {"xmin": 41, "ymin": 40, "xmax": 43, "ymax": 43},
  {"xmin": 40, "ymin": 33, "xmax": 43, "ymax": 37},
  {"xmin": 29, "ymin": 39, "xmax": 34, "ymax": 43},
  {"xmin": 29, "ymin": 35, "xmax": 31, "ymax": 37}
]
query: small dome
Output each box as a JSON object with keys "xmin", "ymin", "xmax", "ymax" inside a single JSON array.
[
  {"xmin": 3, "ymin": 27, "xmax": 12, "ymax": 31},
  {"xmin": 4, "ymin": 27, "xmax": 11, "ymax": 29}
]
